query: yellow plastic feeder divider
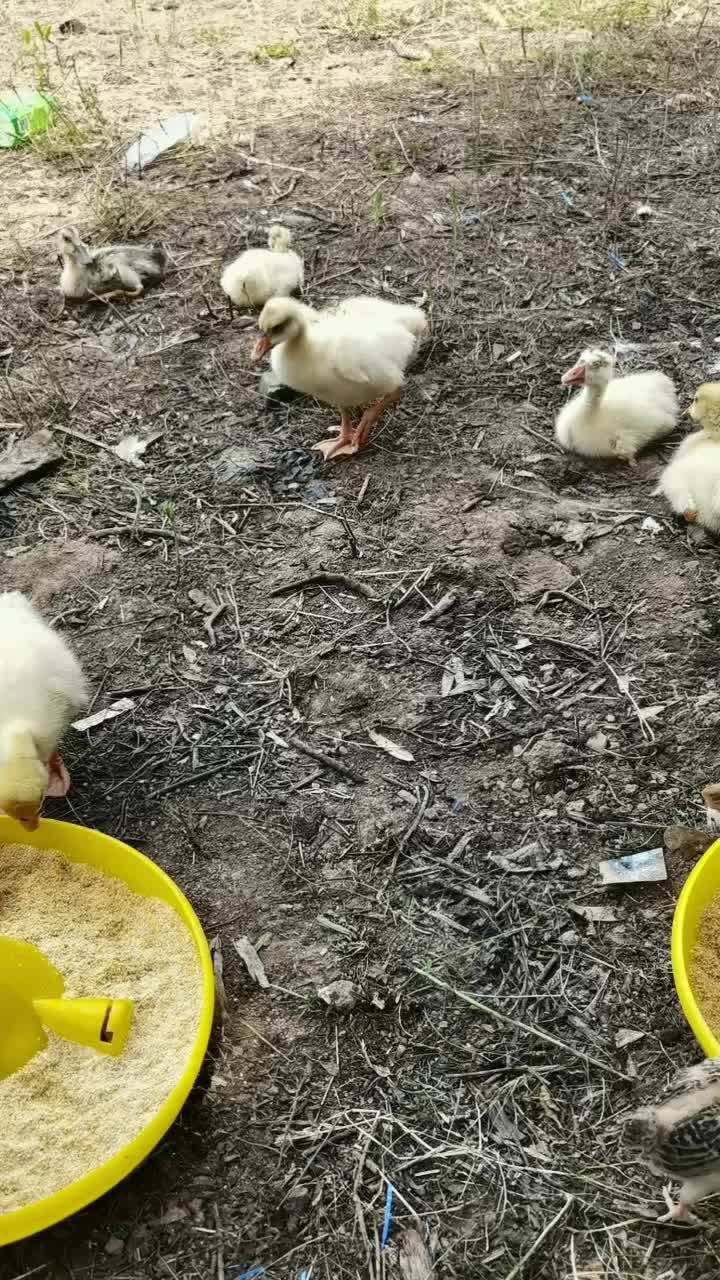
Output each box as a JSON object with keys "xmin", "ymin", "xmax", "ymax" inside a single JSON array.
[
  {"xmin": 0, "ymin": 935, "xmax": 134, "ymax": 1079},
  {"xmin": 0, "ymin": 817, "xmax": 214, "ymax": 1246},
  {"xmin": 672, "ymin": 835, "xmax": 720, "ymax": 1059},
  {"xmin": 33, "ymin": 995, "xmax": 134, "ymax": 1054}
]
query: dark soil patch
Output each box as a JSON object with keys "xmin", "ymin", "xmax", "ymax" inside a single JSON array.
[{"xmin": 4, "ymin": 52, "xmax": 720, "ymax": 1280}]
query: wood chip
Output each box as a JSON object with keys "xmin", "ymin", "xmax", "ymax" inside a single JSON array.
[
  {"xmin": 317, "ymin": 914, "xmax": 355, "ymax": 938},
  {"xmin": 367, "ymin": 729, "xmax": 414, "ymax": 762},
  {"xmin": 269, "ymin": 571, "xmax": 380, "ymax": 602},
  {"xmin": 233, "ymin": 936, "xmax": 269, "ymax": 988},
  {"xmin": 210, "ymin": 935, "xmax": 226, "ymax": 1025},
  {"xmin": 419, "ymin": 590, "xmax": 459, "ymax": 624}
]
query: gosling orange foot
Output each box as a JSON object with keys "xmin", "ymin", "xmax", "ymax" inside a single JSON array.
[
  {"xmin": 314, "ymin": 438, "xmax": 360, "ymax": 460},
  {"xmin": 47, "ymin": 751, "xmax": 71, "ymax": 798},
  {"xmin": 314, "ymin": 390, "xmax": 403, "ymax": 462},
  {"xmin": 657, "ymin": 1187, "xmax": 700, "ymax": 1226},
  {"xmin": 355, "ymin": 389, "xmax": 403, "ymax": 449},
  {"xmin": 683, "ymin": 509, "xmax": 698, "ymax": 524},
  {"xmin": 313, "ymin": 408, "xmax": 358, "ymax": 461}
]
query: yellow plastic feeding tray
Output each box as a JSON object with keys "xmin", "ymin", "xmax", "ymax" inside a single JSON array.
[
  {"xmin": 672, "ymin": 835, "xmax": 720, "ymax": 1059},
  {"xmin": 0, "ymin": 817, "xmax": 214, "ymax": 1246}
]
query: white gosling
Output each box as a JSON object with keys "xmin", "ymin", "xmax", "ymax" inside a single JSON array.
[
  {"xmin": 220, "ymin": 224, "xmax": 303, "ymax": 315},
  {"xmin": 656, "ymin": 381, "xmax": 720, "ymax": 530},
  {"xmin": 251, "ymin": 294, "xmax": 428, "ymax": 460},
  {"xmin": 0, "ymin": 592, "xmax": 88, "ymax": 830},
  {"xmin": 555, "ymin": 348, "xmax": 678, "ymax": 464}
]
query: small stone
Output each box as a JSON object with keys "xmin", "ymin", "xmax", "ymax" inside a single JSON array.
[
  {"xmin": 159, "ymin": 1204, "xmax": 187, "ymax": 1225},
  {"xmin": 524, "ymin": 737, "xmax": 574, "ymax": 779},
  {"xmin": 586, "ymin": 731, "xmax": 608, "ymax": 753},
  {"xmin": 317, "ymin": 979, "xmax": 361, "ymax": 1010},
  {"xmin": 59, "ymin": 17, "xmax": 87, "ymax": 33},
  {"xmin": 105, "ymin": 1237, "xmax": 125, "ymax": 1256},
  {"xmin": 213, "ymin": 442, "xmax": 273, "ymax": 482}
]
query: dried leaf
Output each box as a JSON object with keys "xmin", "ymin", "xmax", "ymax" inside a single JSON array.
[
  {"xmin": 368, "ymin": 729, "xmax": 414, "ymax": 762},
  {"xmin": 72, "ymin": 698, "xmax": 135, "ymax": 732},
  {"xmin": 615, "ymin": 1028, "xmax": 645, "ymax": 1049},
  {"xmin": 538, "ymin": 1082, "xmax": 561, "ymax": 1126},
  {"xmin": 188, "ymin": 586, "xmax": 216, "ymax": 611},
  {"xmin": 390, "ymin": 39, "xmax": 431, "ymax": 61},
  {"xmin": 638, "ymin": 704, "xmax": 666, "ymax": 723},
  {"xmin": 113, "ymin": 429, "xmax": 162, "ymax": 467},
  {"xmin": 569, "ymin": 903, "xmax": 618, "ymax": 923},
  {"xmin": 441, "ymin": 653, "xmax": 465, "ymax": 696},
  {"xmin": 641, "ymin": 515, "xmax": 662, "ymax": 535}
]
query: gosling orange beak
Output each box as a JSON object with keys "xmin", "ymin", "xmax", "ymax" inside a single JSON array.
[
  {"xmin": 7, "ymin": 808, "xmax": 40, "ymax": 831},
  {"xmin": 561, "ymin": 363, "xmax": 586, "ymax": 388},
  {"xmin": 251, "ymin": 335, "xmax": 271, "ymax": 363}
]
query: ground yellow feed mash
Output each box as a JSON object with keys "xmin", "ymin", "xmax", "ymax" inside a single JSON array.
[
  {"xmin": 0, "ymin": 844, "xmax": 202, "ymax": 1212},
  {"xmin": 689, "ymin": 891, "xmax": 720, "ymax": 1037}
]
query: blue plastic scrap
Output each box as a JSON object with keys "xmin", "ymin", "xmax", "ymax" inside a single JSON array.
[
  {"xmin": 577, "ymin": 93, "xmax": 593, "ymax": 104},
  {"xmin": 235, "ymin": 1268, "xmax": 265, "ymax": 1280},
  {"xmin": 608, "ymin": 250, "xmax": 626, "ymax": 270},
  {"xmin": 381, "ymin": 1184, "xmax": 394, "ymax": 1249},
  {"xmin": 560, "ymin": 191, "xmax": 574, "ymax": 208}
]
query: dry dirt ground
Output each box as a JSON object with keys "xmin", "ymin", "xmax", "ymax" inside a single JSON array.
[{"xmin": 6, "ymin": 5, "xmax": 720, "ymax": 1280}]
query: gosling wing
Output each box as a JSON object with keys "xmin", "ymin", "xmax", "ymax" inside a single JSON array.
[{"xmin": 654, "ymin": 1100, "xmax": 720, "ymax": 1177}]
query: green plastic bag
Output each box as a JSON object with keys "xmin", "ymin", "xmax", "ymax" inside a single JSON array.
[{"xmin": 0, "ymin": 90, "xmax": 56, "ymax": 148}]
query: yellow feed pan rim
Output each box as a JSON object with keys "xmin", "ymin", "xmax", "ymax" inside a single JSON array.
[
  {"xmin": 672, "ymin": 835, "xmax": 720, "ymax": 1058},
  {"xmin": 0, "ymin": 817, "xmax": 214, "ymax": 1246}
]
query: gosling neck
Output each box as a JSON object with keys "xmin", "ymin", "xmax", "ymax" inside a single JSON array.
[
  {"xmin": 582, "ymin": 380, "xmax": 607, "ymax": 406},
  {"xmin": 283, "ymin": 312, "xmax": 311, "ymax": 354},
  {"xmin": 701, "ymin": 412, "xmax": 720, "ymax": 438}
]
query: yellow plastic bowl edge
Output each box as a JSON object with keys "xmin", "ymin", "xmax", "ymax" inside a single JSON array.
[
  {"xmin": 672, "ymin": 834, "xmax": 720, "ymax": 1059},
  {"xmin": 0, "ymin": 817, "xmax": 215, "ymax": 1246}
]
